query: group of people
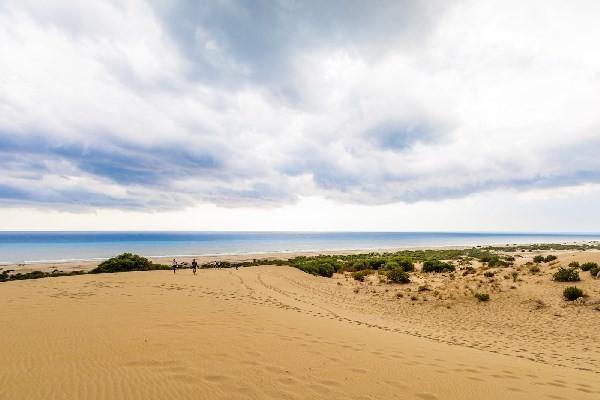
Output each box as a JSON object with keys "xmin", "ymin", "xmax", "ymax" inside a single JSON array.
[{"xmin": 171, "ymin": 258, "xmax": 199, "ymax": 274}]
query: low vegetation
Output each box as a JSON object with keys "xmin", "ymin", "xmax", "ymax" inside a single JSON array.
[
  {"xmin": 534, "ymin": 254, "xmax": 557, "ymax": 263},
  {"xmin": 0, "ymin": 268, "xmax": 85, "ymax": 282},
  {"xmin": 474, "ymin": 292, "xmax": 490, "ymax": 302},
  {"xmin": 422, "ymin": 259, "xmax": 455, "ymax": 273},
  {"xmin": 552, "ymin": 267, "xmax": 580, "ymax": 282},
  {"xmin": 386, "ymin": 267, "xmax": 410, "ymax": 284},
  {"xmin": 90, "ymin": 253, "xmax": 170, "ymax": 274},
  {"xmin": 563, "ymin": 286, "xmax": 584, "ymax": 301},
  {"xmin": 568, "ymin": 261, "xmax": 580, "ymax": 269},
  {"xmin": 352, "ymin": 269, "xmax": 374, "ymax": 282},
  {"xmin": 3, "ymin": 243, "xmax": 599, "ymax": 284},
  {"xmin": 581, "ymin": 262, "xmax": 598, "ymax": 271}
]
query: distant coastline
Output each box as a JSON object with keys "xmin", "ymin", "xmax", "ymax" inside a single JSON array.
[{"xmin": 1, "ymin": 231, "xmax": 600, "ymax": 265}]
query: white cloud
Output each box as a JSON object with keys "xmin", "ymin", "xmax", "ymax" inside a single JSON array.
[{"xmin": 0, "ymin": 0, "xmax": 599, "ymax": 229}]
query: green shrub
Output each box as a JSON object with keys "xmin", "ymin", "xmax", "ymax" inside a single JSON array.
[
  {"xmin": 366, "ymin": 258, "xmax": 387, "ymax": 270},
  {"xmin": 580, "ymin": 262, "xmax": 598, "ymax": 272},
  {"xmin": 533, "ymin": 255, "xmax": 545, "ymax": 263},
  {"xmin": 474, "ymin": 292, "xmax": 490, "ymax": 302},
  {"xmin": 393, "ymin": 258, "xmax": 415, "ymax": 272},
  {"xmin": 0, "ymin": 268, "xmax": 85, "ymax": 283},
  {"xmin": 568, "ymin": 261, "xmax": 580, "ymax": 269},
  {"xmin": 483, "ymin": 271, "xmax": 495, "ymax": 278},
  {"xmin": 90, "ymin": 253, "xmax": 169, "ymax": 274},
  {"xmin": 563, "ymin": 286, "xmax": 584, "ymax": 301},
  {"xmin": 544, "ymin": 255, "xmax": 557, "ymax": 262},
  {"xmin": 422, "ymin": 260, "xmax": 455, "ymax": 273},
  {"xmin": 552, "ymin": 267, "xmax": 580, "ymax": 282},
  {"xmin": 387, "ymin": 267, "xmax": 410, "ymax": 284},
  {"xmin": 294, "ymin": 260, "xmax": 336, "ymax": 277},
  {"xmin": 590, "ymin": 265, "xmax": 600, "ymax": 277},
  {"xmin": 352, "ymin": 269, "xmax": 374, "ymax": 282}
]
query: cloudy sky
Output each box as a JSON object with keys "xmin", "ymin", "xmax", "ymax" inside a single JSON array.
[{"xmin": 1, "ymin": 0, "xmax": 600, "ymax": 231}]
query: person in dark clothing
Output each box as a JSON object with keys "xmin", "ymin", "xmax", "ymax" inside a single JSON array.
[
  {"xmin": 172, "ymin": 258, "xmax": 177, "ymax": 274},
  {"xmin": 191, "ymin": 259, "xmax": 198, "ymax": 275}
]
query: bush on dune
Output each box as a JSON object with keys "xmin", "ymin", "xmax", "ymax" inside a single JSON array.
[
  {"xmin": 568, "ymin": 261, "xmax": 580, "ymax": 269},
  {"xmin": 563, "ymin": 286, "xmax": 584, "ymax": 301},
  {"xmin": 474, "ymin": 292, "xmax": 490, "ymax": 302},
  {"xmin": 90, "ymin": 253, "xmax": 169, "ymax": 274},
  {"xmin": 386, "ymin": 267, "xmax": 410, "ymax": 284},
  {"xmin": 580, "ymin": 262, "xmax": 598, "ymax": 272},
  {"xmin": 552, "ymin": 267, "xmax": 580, "ymax": 282},
  {"xmin": 422, "ymin": 259, "xmax": 455, "ymax": 273},
  {"xmin": 352, "ymin": 269, "xmax": 374, "ymax": 282},
  {"xmin": 389, "ymin": 258, "xmax": 415, "ymax": 272},
  {"xmin": 294, "ymin": 261, "xmax": 336, "ymax": 278},
  {"xmin": 288, "ymin": 256, "xmax": 340, "ymax": 277},
  {"xmin": 1, "ymin": 268, "xmax": 85, "ymax": 282}
]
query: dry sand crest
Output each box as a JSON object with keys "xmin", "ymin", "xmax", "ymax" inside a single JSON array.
[{"xmin": 1, "ymin": 250, "xmax": 599, "ymax": 399}]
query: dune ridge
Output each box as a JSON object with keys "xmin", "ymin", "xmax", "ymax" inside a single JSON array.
[{"xmin": 1, "ymin": 251, "xmax": 599, "ymax": 399}]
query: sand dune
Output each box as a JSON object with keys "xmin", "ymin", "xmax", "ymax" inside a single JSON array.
[{"xmin": 1, "ymin": 258, "xmax": 599, "ymax": 399}]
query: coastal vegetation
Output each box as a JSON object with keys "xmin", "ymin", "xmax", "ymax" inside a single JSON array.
[
  {"xmin": 90, "ymin": 253, "xmax": 170, "ymax": 274},
  {"xmin": 563, "ymin": 286, "xmax": 584, "ymax": 301},
  {"xmin": 0, "ymin": 268, "xmax": 85, "ymax": 282},
  {"xmin": 552, "ymin": 267, "xmax": 580, "ymax": 282},
  {"xmin": 474, "ymin": 292, "xmax": 490, "ymax": 302},
  {"xmin": 581, "ymin": 262, "xmax": 598, "ymax": 272},
  {"xmin": 352, "ymin": 269, "xmax": 374, "ymax": 282},
  {"xmin": 2, "ymin": 243, "xmax": 600, "ymax": 284},
  {"xmin": 422, "ymin": 259, "xmax": 455, "ymax": 273},
  {"xmin": 386, "ymin": 266, "xmax": 411, "ymax": 284}
]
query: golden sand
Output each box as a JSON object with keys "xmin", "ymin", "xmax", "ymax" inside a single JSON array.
[{"xmin": 1, "ymin": 251, "xmax": 599, "ymax": 399}]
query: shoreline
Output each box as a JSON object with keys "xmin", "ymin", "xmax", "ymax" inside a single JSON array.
[{"xmin": 3, "ymin": 241, "xmax": 600, "ymax": 273}]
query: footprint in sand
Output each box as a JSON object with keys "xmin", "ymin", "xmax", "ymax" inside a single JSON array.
[
  {"xmin": 416, "ymin": 393, "xmax": 438, "ymax": 400},
  {"xmin": 203, "ymin": 375, "xmax": 228, "ymax": 383},
  {"xmin": 348, "ymin": 367, "xmax": 367, "ymax": 374}
]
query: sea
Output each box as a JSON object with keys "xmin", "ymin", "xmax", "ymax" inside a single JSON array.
[{"xmin": 1, "ymin": 231, "xmax": 600, "ymax": 265}]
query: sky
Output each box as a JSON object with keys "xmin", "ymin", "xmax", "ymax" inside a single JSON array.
[{"xmin": 1, "ymin": 0, "xmax": 600, "ymax": 231}]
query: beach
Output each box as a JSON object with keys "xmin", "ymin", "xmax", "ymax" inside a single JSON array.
[{"xmin": 1, "ymin": 249, "xmax": 599, "ymax": 399}]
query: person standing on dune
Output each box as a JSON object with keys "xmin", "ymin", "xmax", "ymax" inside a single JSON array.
[
  {"xmin": 191, "ymin": 259, "xmax": 198, "ymax": 275},
  {"xmin": 172, "ymin": 258, "xmax": 177, "ymax": 274}
]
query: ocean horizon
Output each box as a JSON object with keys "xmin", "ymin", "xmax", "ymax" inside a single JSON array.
[{"xmin": 1, "ymin": 231, "xmax": 600, "ymax": 264}]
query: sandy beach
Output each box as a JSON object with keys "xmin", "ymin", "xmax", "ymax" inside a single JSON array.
[{"xmin": 1, "ymin": 249, "xmax": 599, "ymax": 399}]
